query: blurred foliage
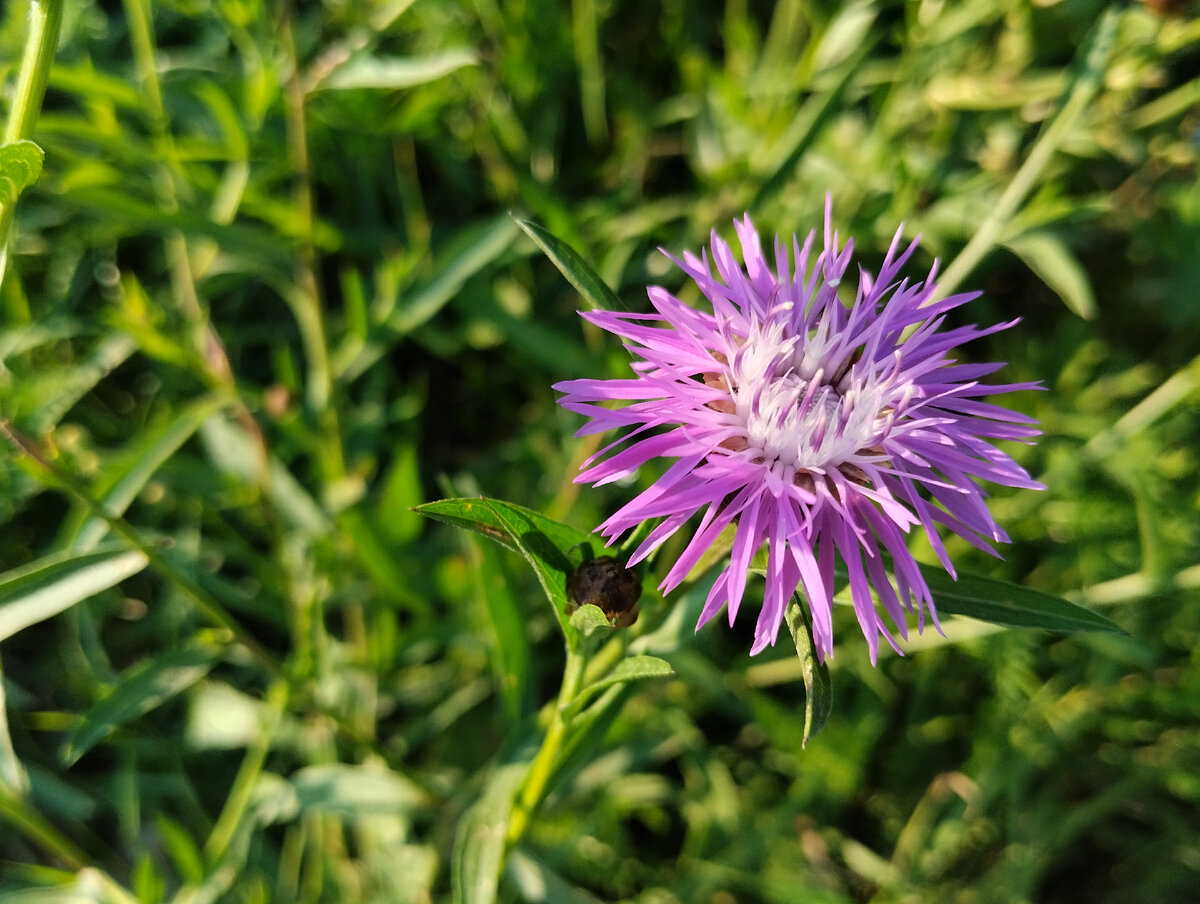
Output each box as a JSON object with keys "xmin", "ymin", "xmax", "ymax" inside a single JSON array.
[{"xmin": 1, "ymin": 0, "xmax": 1199, "ymax": 902}]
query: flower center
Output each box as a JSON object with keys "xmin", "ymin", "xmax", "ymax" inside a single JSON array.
[{"xmin": 720, "ymin": 316, "xmax": 891, "ymax": 478}]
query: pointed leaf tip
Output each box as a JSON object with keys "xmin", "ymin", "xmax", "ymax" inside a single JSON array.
[{"xmin": 511, "ymin": 215, "xmax": 623, "ymax": 313}]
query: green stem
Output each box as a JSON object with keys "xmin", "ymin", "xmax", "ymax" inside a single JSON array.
[
  {"xmin": 933, "ymin": 8, "xmax": 1119, "ymax": 300},
  {"xmin": 203, "ymin": 681, "xmax": 289, "ymax": 864},
  {"xmin": 505, "ymin": 644, "xmax": 587, "ymax": 847},
  {"xmin": 0, "ymin": 783, "xmax": 87, "ymax": 869},
  {"xmin": 278, "ymin": 3, "xmax": 340, "ymax": 453},
  {"xmin": 0, "ymin": 0, "xmax": 63, "ymax": 270},
  {"xmin": 2, "ymin": 0, "xmax": 62, "ymax": 144}
]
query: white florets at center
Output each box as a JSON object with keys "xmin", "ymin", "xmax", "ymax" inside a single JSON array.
[{"xmin": 722, "ymin": 306, "xmax": 894, "ymax": 479}]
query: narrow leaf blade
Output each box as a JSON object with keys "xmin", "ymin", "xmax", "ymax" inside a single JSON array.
[
  {"xmin": 785, "ymin": 597, "xmax": 833, "ymax": 747},
  {"xmin": 1004, "ymin": 231, "xmax": 1097, "ymax": 320},
  {"xmin": 289, "ymin": 763, "xmax": 428, "ymax": 817},
  {"xmin": 67, "ymin": 395, "xmax": 227, "ymax": 552},
  {"xmin": 920, "ymin": 564, "xmax": 1122, "ymax": 634},
  {"xmin": 314, "ymin": 49, "xmax": 477, "ymax": 91},
  {"xmin": 0, "ymin": 547, "xmax": 150, "ymax": 643},
  {"xmin": 565, "ymin": 655, "xmax": 674, "ymax": 718},
  {"xmin": 512, "ymin": 217, "xmax": 622, "ymax": 312},
  {"xmin": 62, "ymin": 639, "xmax": 226, "ymax": 765},
  {"xmin": 452, "ymin": 738, "xmax": 539, "ymax": 904}
]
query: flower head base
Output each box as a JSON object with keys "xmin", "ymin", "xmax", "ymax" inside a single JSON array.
[{"xmin": 554, "ymin": 201, "xmax": 1043, "ymax": 662}]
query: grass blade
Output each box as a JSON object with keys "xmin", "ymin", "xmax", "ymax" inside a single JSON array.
[
  {"xmin": 62, "ymin": 637, "xmax": 227, "ymax": 766},
  {"xmin": 0, "ymin": 546, "xmax": 149, "ymax": 643},
  {"xmin": 512, "ymin": 216, "xmax": 623, "ymax": 312},
  {"xmin": 66, "ymin": 395, "xmax": 228, "ymax": 553}
]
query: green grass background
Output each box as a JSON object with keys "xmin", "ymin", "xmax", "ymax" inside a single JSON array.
[{"xmin": 2, "ymin": 0, "xmax": 1199, "ymax": 901}]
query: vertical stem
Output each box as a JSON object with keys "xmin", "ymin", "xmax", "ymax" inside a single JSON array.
[
  {"xmin": 933, "ymin": 9, "xmax": 1119, "ymax": 300},
  {"xmin": 204, "ymin": 681, "xmax": 289, "ymax": 864},
  {"xmin": 0, "ymin": 0, "xmax": 64, "ymax": 284},
  {"xmin": 2, "ymin": 0, "xmax": 63, "ymax": 145},
  {"xmin": 505, "ymin": 644, "xmax": 587, "ymax": 847},
  {"xmin": 278, "ymin": 1, "xmax": 343, "ymax": 479}
]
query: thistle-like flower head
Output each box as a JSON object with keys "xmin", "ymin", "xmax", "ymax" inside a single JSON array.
[{"xmin": 554, "ymin": 201, "xmax": 1043, "ymax": 662}]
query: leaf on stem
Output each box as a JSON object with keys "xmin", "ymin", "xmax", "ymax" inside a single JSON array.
[
  {"xmin": 0, "ymin": 140, "xmax": 44, "ymax": 207},
  {"xmin": 563, "ymin": 654, "xmax": 673, "ymax": 719},
  {"xmin": 918, "ymin": 564, "xmax": 1122, "ymax": 634},
  {"xmin": 511, "ymin": 216, "xmax": 623, "ymax": 312},
  {"xmin": 452, "ymin": 738, "xmax": 540, "ymax": 904},
  {"xmin": 415, "ymin": 497, "xmax": 595, "ymax": 637},
  {"xmin": 62, "ymin": 636, "xmax": 228, "ymax": 766},
  {"xmin": 784, "ymin": 597, "xmax": 833, "ymax": 748}
]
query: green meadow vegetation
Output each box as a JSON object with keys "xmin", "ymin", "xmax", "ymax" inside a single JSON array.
[{"xmin": 1, "ymin": 0, "xmax": 1199, "ymax": 901}]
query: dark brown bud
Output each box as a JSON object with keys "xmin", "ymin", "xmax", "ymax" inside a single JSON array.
[{"xmin": 567, "ymin": 556, "xmax": 642, "ymax": 627}]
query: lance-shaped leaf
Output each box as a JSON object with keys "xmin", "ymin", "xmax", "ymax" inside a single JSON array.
[
  {"xmin": 917, "ymin": 564, "xmax": 1122, "ymax": 634},
  {"xmin": 416, "ymin": 497, "xmax": 595, "ymax": 637},
  {"xmin": 0, "ymin": 545, "xmax": 149, "ymax": 643},
  {"xmin": 62, "ymin": 636, "xmax": 227, "ymax": 765},
  {"xmin": 785, "ymin": 596, "xmax": 833, "ymax": 747},
  {"xmin": 0, "ymin": 140, "xmax": 44, "ymax": 207},
  {"xmin": 512, "ymin": 216, "xmax": 623, "ymax": 312}
]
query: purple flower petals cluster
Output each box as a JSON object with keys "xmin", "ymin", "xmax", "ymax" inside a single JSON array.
[{"xmin": 554, "ymin": 202, "xmax": 1043, "ymax": 662}]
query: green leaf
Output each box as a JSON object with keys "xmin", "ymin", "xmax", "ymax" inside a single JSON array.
[
  {"xmin": 469, "ymin": 538, "xmax": 533, "ymax": 722},
  {"xmin": 0, "ymin": 664, "xmax": 28, "ymax": 793},
  {"xmin": 0, "ymin": 887, "xmax": 98, "ymax": 903},
  {"xmin": 62, "ymin": 638, "xmax": 226, "ymax": 765},
  {"xmin": 506, "ymin": 848, "xmax": 608, "ymax": 904},
  {"xmin": 568, "ymin": 603, "xmax": 613, "ymax": 651},
  {"xmin": 512, "ymin": 216, "xmax": 623, "ymax": 312},
  {"xmin": 415, "ymin": 497, "xmax": 595, "ymax": 637},
  {"xmin": 313, "ymin": 49, "xmax": 477, "ymax": 91},
  {"xmin": 452, "ymin": 738, "xmax": 539, "ymax": 904},
  {"xmin": 752, "ymin": 36, "xmax": 875, "ymax": 208},
  {"xmin": 375, "ymin": 438, "xmax": 424, "ymax": 545},
  {"xmin": 1004, "ymin": 231, "xmax": 1097, "ymax": 320},
  {"xmin": 64, "ymin": 395, "xmax": 228, "ymax": 553},
  {"xmin": 288, "ymin": 764, "xmax": 428, "ymax": 817},
  {"xmin": 7, "ymin": 332, "xmax": 137, "ymax": 433},
  {"xmin": 0, "ymin": 141, "xmax": 45, "ymax": 207},
  {"xmin": 784, "ymin": 597, "xmax": 833, "ymax": 748},
  {"xmin": 341, "ymin": 216, "xmax": 520, "ymax": 379},
  {"xmin": 564, "ymin": 655, "xmax": 674, "ymax": 718},
  {"xmin": 920, "ymin": 564, "xmax": 1122, "ymax": 634},
  {"xmin": 199, "ymin": 415, "xmax": 331, "ymax": 539},
  {"xmin": 390, "ymin": 216, "xmax": 519, "ymax": 335},
  {"xmin": 155, "ymin": 813, "xmax": 205, "ymax": 884},
  {"xmin": 0, "ymin": 546, "xmax": 150, "ymax": 643}
]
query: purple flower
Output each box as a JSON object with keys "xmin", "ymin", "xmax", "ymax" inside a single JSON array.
[{"xmin": 554, "ymin": 201, "xmax": 1043, "ymax": 662}]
